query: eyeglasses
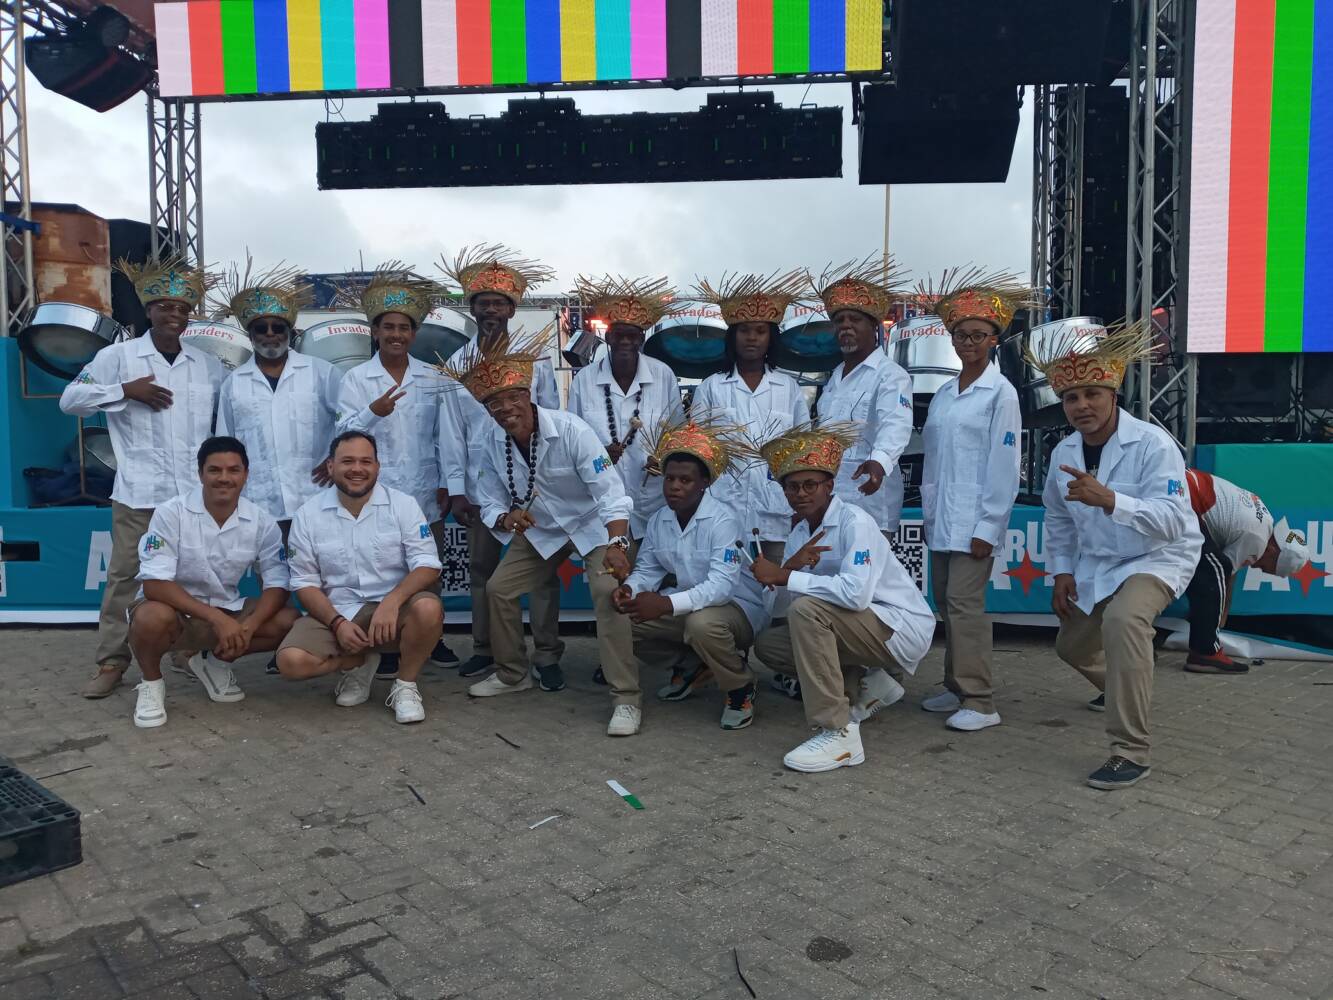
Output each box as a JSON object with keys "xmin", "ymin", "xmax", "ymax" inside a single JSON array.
[
  {"xmin": 950, "ymin": 331, "xmax": 993, "ymax": 345},
  {"xmin": 251, "ymin": 321, "xmax": 290, "ymax": 336},
  {"xmin": 782, "ymin": 478, "xmax": 828, "ymax": 496}
]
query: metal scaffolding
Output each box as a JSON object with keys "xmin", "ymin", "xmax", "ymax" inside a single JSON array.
[
  {"xmin": 1030, "ymin": 83, "xmax": 1085, "ymax": 322},
  {"xmin": 1124, "ymin": 0, "xmax": 1195, "ymax": 452},
  {"xmin": 0, "ymin": 0, "xmax": 34, "ymax": 338},
  {"xmin": 147, "ymin": 92, "xmax": 204, "ymax": 266}
]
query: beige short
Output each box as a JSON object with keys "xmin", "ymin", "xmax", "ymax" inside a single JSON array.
[
  {"xmin": 128, "ymin": 596, "xmax": 261, "ymax": 652},
  {"xmin": 278, "ymin": 592, "xmax": 441, "ymax": 658}
]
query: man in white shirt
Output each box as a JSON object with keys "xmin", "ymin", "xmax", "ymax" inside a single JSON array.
[
  {"xmin": 60, "ymin": 253, "xmax": 223, "ymax": 699},
  {"xmin": 917, "ymin": 279, "xmax": 1025, "ymax": 732},
  {"xmin": 1034, "ymin": 324, "xmax": 1202, "ymax": 790},
  {"xmin": 276, "ymin": 431, "xmax": 444, "ymax": 724},
  {"xmin": 435, "ymin": 246, "xmax": 561, "ymax": 679},
  {"xmin": 808, "ymin": 258, "xmax": 914, "ymax": 533},
  {"xmin": 614, "ymin": 417, "xmax": 769, "ymax": 730},
  {"xmin": 750, "ymin": 424, "xmax": 937, "ymax": 773},
  {"xmin": 1182, "ymin": 469, "xmax": 1310, "ymax": 673},
  {"xmin": 437, "ymin": 333, "xmax": 637, "ymax": 734},
  {"xmin": 215, "ymin": 262, "xmax": 342, "ymax": 533},
  {"xmin": 128, "ymin": 437, "xmax": 297, "ymax": 729},
  {"xmin": 568, "ymin": 275, "xmax": 685, "ymax": 543},
  {"xmin": 334, "ymin": 265, "xmax": 456, "ymax": 668}
]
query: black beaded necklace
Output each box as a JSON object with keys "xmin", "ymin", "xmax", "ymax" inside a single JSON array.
[
  {"xmin": 603, "ymin": 383, "xmax": 643, "ymax": 457},
  {"xmin": 504, "ymin": 406, "xmax": 539, "ymax": 507}
]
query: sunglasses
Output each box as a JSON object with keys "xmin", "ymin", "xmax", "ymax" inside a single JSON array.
[{"xmin": 251, "ymin": 321, "xmax": 291, "ymax": 336}]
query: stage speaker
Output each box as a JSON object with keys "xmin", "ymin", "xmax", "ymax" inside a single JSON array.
[
  {"xmin": 1302, "ymin": 355, "xmax": 1333, "ymax": 410},
  {"xmin": 107, "ymin": 219, "xmax": 166, "ymax": 334},
  {"xmin": 24, "ymin": 28, "xmax": 152, "ymax": 113},
  {"xmin": 893, "ymin": 0, "xmax": 1121, "ymax": 87},
  {"xmin": 1198, "ymin": 355, "xmax": 1294, "ymax": 419},
  {"xmin": 858, "ymin": 83, "xmax": 1020, "ymax": 184}
]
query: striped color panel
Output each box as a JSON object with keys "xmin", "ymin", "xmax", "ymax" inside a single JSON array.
[
  {"xmin": 154, "ymin": 0, "xmax": 884, "ymax": 95},
  {"xmin": 1187, "ymin": 0, "xmax": 1332, "ymax": 353}
]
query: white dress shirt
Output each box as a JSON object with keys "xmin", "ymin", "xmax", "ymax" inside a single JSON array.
[
  {"xmin": 775, "ymin": 496, "xmax": 936, "ymax": 674},
  {"xmin": 216, "ymin": 353, "xmax": 343, "ymax": 520},
  {"xmin": 815, "ymin": 348, "xmax": 914, "ymax": 532},
  {"xmin": 1042, "ymin": 409, "xmax": 1203, "ymax": 614},
  {"xmin": 437, "ymin": 335, "xmax": 559, "ymax": 501},
  {"xmin": 287, "ymin": 483, "xmax": 443, "ymax": 620},
  {"xmin": 568, "ymin": 353, "xmax": 683, "ymax": 538},
  {"xmin": 59, "ymin": 336, "xmax": 224, "ymax": 509},
  {"xmin": 335, "ymin": 353, "xmax": 448, "ymax": 520},
  {"xmin": 624, "ymin": 492, "xmax": 770, "ymax": 635},
  {"xmin": 136, "ymin": 488, "xmax": 288, "ymax": 611},
  {"xmin": 475, "ymin": 406, "xmax": 633, "ymax": 560},
  {"xmin": 921, "ymin": 363, "xmax": 1022, "ymax": 552},
  {"xmin": 691, "ymin": 367, "xmax": 812, "ymax": 542}
]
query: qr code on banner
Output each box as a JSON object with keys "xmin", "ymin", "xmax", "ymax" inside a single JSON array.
[
  {"xmin": 438, "ymin": 523, "xmax": 470, "ymax": 596},
  {"xmin": 888, "ymin": 519, "xmax": 928, "ymax": 596}
]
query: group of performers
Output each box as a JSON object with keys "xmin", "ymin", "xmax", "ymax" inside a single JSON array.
[{"xmin": 59, "ymin": 247, "xmax": 1311, "ymax": 790}]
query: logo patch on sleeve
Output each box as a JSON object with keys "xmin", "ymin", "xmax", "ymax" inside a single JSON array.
[
  {"xmin": 593, "ymin": 455, "xmax": 610, "ymax": 474},
  {"xmin": 1002, "ymin": 431, "xmax": 1016, "ymax": 447},
  {"xmin": 75, "ymin": 371, "xmax": 94, "ymax": 384},
  {"xmin": 853, "ymin": 549, "xmax": 872, "ymax": 566},
  {"xmin": 899, "ymin": 394, "xmax": 911, "ymax": 409},
  {"xmin": 1167, "ymin": 479, "xmax": 1185, "ymax": 498},
  {"xmin": 142, "ymin": 534, "xmax": 165, "ymax": 554},
  {"xmin": 419, "ymin": 523, "xmax": 431, "ymax": 539},
  {"xmin": 723, "ymin": 549, "xmax": 739, "ymax": 564},
  {"xmin": 278, "ymin": 545, "xmax": 288, "ymax": 562}
]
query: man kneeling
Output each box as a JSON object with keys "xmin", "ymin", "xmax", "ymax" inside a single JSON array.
[
  {"xmin": 614, "ymin": 417, "xmax": 768, "ymax": 730},
  {"xmin": 129, "ymin": 436, "xmax": 298, "ymax": 729},
  {"xmin": 751, "ymin": 424, "xmax": 936, "ymax": 772},
  {"xmin": 276, "ymin": 431, "xmax": 443, "ymax": 723}
]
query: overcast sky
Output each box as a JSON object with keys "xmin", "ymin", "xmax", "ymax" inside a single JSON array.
[{"xmin": 27, "ymin": 81, "xmax": 1033, "ymax": 292}]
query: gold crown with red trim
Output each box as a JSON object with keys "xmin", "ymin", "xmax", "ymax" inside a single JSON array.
[
  {"xmin": 435, "ymin": 323, "xmax": 554, "ymax": 403},
  {"xmin": 810, "ymin": 254, "xmax": 909, "ymax": 323},
  {"xmin": 646, "ymin": 410, "xmax": 752, "ymax": 482},
  {"xmin": 691, "ymin": 270, "xmax": 807, "ymax": 327},
  {"xmin": 212, "ymin": 255, "xmax": 313, "ymax": 328},
  {"xmin": 1025, "ymin": 319, "xmax": 1153, "ymax": 395},
  {"xmin": 116, "ymin": 251, "xmax": 215, "ymax": 309},
  {"xmin": 916, "ymin": 266, "xmax": 1037, "ymax": 333},
  {"xmin": 438, "ymin": 244, "xmax": 555, "ymax": 305},
  {"xmin": 576, "ymin": 274, "xmax": 680, "ymax": 330},
  {"xmin": 758, "ymin": 421, "xmax": 861, "ymax": 481}
]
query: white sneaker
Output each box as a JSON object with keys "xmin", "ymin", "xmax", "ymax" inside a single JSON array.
[
  {"xmin": 921, "ymin": 690, "xmax": 962, "ymax": 713},
  {"xmin": 188, "ymin": 652, "xmax": 244, "ymax": 703},
  {"xmin": 850, "ymin": 668, "xmax": 905, "ymax": 723},
  {"xmin": 468, "ymin": 672, "xmax": 534, "ymax": 698},
  {"xmin": 945, "ymin": 708, "xmax": 1002, "ymax": 732},
  {"xmin": 386, "ymin": 680, "xmax": 425, "ymax": 724},
  {"xmin": 334, "ymin": 653, "xmax": 380, "ymax": 707},
  {"xmin": 783, "ymin": 722, "xmax": 864, "ymax": 772},
  {"xmin": 607, "ymin": 704, "xmax": 642, "ymax": 737},
  {"xmin": 134, "ymin": 679, "xmax": 167, "ymax": 729}
]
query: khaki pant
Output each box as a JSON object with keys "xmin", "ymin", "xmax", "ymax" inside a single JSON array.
[
  {"xmin": 466, "ymin": 522, "xmax": 562, "ymax": 664},
  {"xmin": 632, "ymin": 602, "xmax": 755, "ymax": 693},
  {"xmin": 278, "ymin": 592, "xmax": 443, "ymax": 657},
  {"xmin": 489, "ymin": 535, "xmax": 637, "ymax": 704},
  {"xmin": 930, "ymin": 550, "xmax": 996, "ymax": 713},
  {"xmin": 128, "ymin": 596, "xmax": 262, "ymax": 652},
  {"xmin": 97, "ymin": 501, "xmax": 155, "ymax": 667},
  {"xmin": 755, "ymin": 595, "xmax": 903, "ymax": 730},
  {"xmin": 1054, "ymin": 573, "xmax": 1173, "ymax": 766}
]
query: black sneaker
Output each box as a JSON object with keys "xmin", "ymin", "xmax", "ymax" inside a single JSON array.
[
  {"xmin": 720, "ymin": 683, "xmax": 755, "ymax": 730},
  {"xmin": 657, "ymin": 665, "xmax": 713, "ymax": 702},
  {"xmin": 265, "ymin": 655, "xmax": 279, "ymax": 675},
  {"xmin": 1086, "ymin": 756, "xmax": 1150, "ymax": 790},
  {"xmin": 592, "ymin": 667, "xmax": 607, "ymax": 686},
  {"xmin": 458, "ymin": 655, "xmax": 494, "ymax": 678},
  {"xmin": 1087, "ymin": 693, "xmax": 1105, "ymax": 712},
  {"xmin": 377, "ymin": 654, "xmax": 400, "ymax": 680},
  {"xmin": 769, "ymin": 673, "xmax": 802, "ymax": 701},
  {"xmin": 536, "ymin": 663, "xmax": 565, "ymax": 692},
  {"xmin": 430, "ymin": 641, "xmax": 460, "ymax": 664}
]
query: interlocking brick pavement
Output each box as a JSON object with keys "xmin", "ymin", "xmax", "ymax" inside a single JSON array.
[{"xmin": 2, "ymin": 624, "xmax": 1333, "ymax": 999}]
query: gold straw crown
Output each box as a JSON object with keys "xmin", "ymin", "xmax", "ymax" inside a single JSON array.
[
  {"xmin": 576, "ymin": 274, "xmax": 680, "ymax": 330},
  {"xmin": 809, "ymin": 254, "xmax": 909, "ymax": 323},
  {"xmin": 1025, "ymin": 318, "xmax": 1154, "ymax": 395},
  {"xmin": 211, "ymin": 254, "xmax": 313, "ymax": 328},
  {"xmin": 434, "ymin": 322, "xmax": 555, "ymax": 403},
  {"xmin": 915, "ymin": 266, "xmax": 1038, "ymax": 333},
  {"xmin": 691, "ymin": 270, "xmax": 808, "ymax": 327},
  {"xmin": 438, "ymin": 243, "xmax": 555, "ymax": 305}
]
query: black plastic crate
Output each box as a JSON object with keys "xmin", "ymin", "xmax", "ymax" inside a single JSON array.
[{"xmin": 0, "ymin": 768, "xmax": 82, "ymax": 888}]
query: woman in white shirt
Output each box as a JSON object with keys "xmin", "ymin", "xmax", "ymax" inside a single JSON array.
[
  {"xmin": 690, "ymin": 272, "xmax": 811, "ymax": 563},
  {"xmin": 917, "ymin": 277, "xmax": 1026, "ymax": 733}
]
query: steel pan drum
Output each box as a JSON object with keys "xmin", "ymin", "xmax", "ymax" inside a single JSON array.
[
  {"xmin": 67, "ymin": 425, "xmax": 117, "ymax": 476},
  {"xmin": 295, "ymin": 319, "xmax": 373, "ymax": 372},
  {"xmin": 644, "ymin": 314, "xmax": 729, "ymax": 380},
  {"xmin": 181, "ymin": 320, "xmax": 253, "ymax": 370},
  {"xmin": 772, "ymin": 311, "xmax": 840, "ymax": 374},
  {"xmin": 18, "ymin": 301, "xmax": 123, "ymax": 379},
  {"xmin": 888, "ymin": 314, "xmax": 962, "ymax": 398},
  {"xmin": 414, "ymin": 310, "xmax": 477, "ymax": 365},
  {"xmin": 1020, "ymin": 316, "xmax": 1104, "ymax": 424}
]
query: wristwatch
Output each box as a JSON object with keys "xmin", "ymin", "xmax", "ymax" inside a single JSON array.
[{"xmin": 607, "ymin": 535, "xmax": 631, "ymax": 551}]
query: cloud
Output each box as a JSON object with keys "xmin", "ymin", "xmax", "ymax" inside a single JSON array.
[{"xmin": 24, "ymin": 81, "xmax": 1033, "ymax": 289}]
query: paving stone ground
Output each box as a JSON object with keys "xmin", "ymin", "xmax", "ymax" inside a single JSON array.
[{"xmin": 2, "ymin": 623, "xmax": 1332, "ymax": 1000}]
